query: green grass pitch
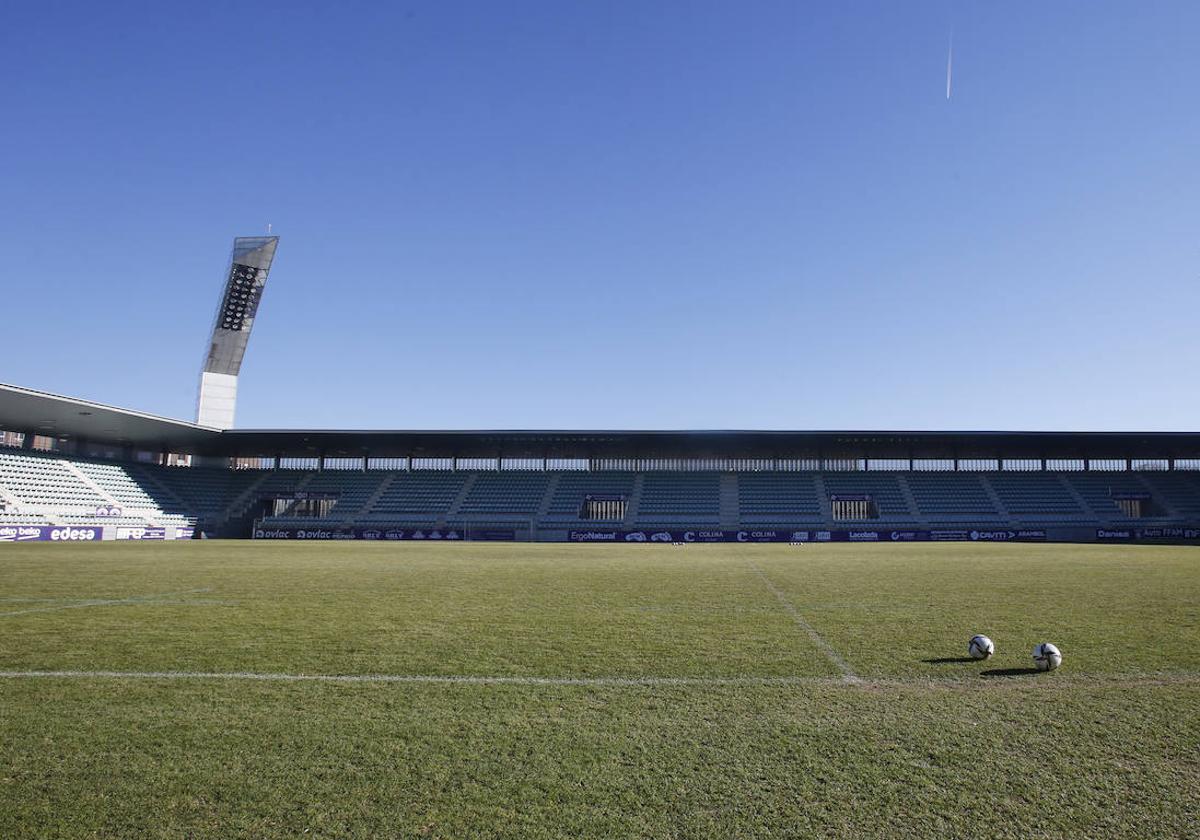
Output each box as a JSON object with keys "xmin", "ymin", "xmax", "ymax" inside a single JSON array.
[{"xmin": 1, "ymin": 541, "xmax": 1198, "ymax": 838}]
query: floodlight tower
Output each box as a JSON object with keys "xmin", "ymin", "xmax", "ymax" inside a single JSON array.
[{"xmin": 195, "ymin": 236, "xmax": 279, "ymax": 428}]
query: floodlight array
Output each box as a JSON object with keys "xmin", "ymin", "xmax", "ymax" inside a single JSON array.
[{"xmin": 219, "ymin": 264, "xmax": 266, "ymax": 332}]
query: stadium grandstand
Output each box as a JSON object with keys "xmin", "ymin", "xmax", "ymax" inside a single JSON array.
[
  {"xmin": 2, "ymin": 384, "xmax": 1199, "ymax": 545},
  {"xmin": 2, "ymin": 235, "xmax": 1198, "ymax": 546}
]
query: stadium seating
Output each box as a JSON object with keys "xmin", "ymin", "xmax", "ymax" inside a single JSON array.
[
  {"xmin": 0, "ymin": 452, "xmax": 109, "ymax": 509},
  {"xmin": 58, "ymin": 514, "xmax": 163, "ymax": 527},
  {"xmin": 454, "ymin": 472, "xmax": 551, "ymax": 519},
  {"xmin": 985, "ymin": 473, "xmax": 1084, "ymax": 519},
  {"xmin": 822, "ymin": 473, "xmax": 916, "ymax": 522},
  {"xmin": 72, "ymin": 460, "xmax": 168, "ymax": 510},
  {"xmin": 542, "ymin": 472, "xmax": 636, "ymax": 525},
  {"xmin": 737, "ymin": 473, "xmax": 823, "ymax": 524},
  {"xmin": 258, "ymin": 471, "xmax": 388, "ymax": 526},
  {"xmin": 70, "ymin": 459, "xmax": 193, "ymax": 527},
  {"xmin": 634, "ymin": 473, "xmax": 721, "ymax": 526},
  {"xmin": 2, "ymin": 448, "xmax": 1198, "ymax": 538},
  {"xmin": 358, "ymin": 471, "xmax": 468, "ymax": 524},
  {"xmin": 1064, "ymin": 473, "xmax": 1152, "ymax": 520},
  {"xmin": 307, "ymin": 472, "xmax": 387, "ymax": 522},
  {"xmin": 0, "ymin": 452, "xmax": 253, "ymax": 529},
  {"xmin": 904, "ymin": 473, "xmax": 1000, "ymax": 522},
  {"xmin": 1138, "ymin": 473, "xmax": 1200, "ymax": 518},
  {"xmin": 131, "ymin": 464, "xmax": 258, "ymax": 525}
]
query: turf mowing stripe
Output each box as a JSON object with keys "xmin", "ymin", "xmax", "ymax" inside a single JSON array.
[
  {"xmin": 0, "ymin": 588, "xmax": 213, "ymax": 617},
  {"xmin": 747, "ymin": 560, "xmax": 859, "ymax": 682}
]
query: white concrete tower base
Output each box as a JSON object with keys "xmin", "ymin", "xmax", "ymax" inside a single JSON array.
[{"xmin": 197, "ymin": 372, "xmax": 239, "ymax": 429}]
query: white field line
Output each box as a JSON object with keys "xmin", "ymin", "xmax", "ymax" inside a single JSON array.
[
  {"xmin": 748, "ymin": 560, "xmax": 859, "ymax": 682},
  {"xmin": 0, "ymin": 597, "xmax": 82, "ymax": 603},
  {"xmin": 0, "ymin": 588, "xmax": 213, "ymax": 618},
  {"xmin": 0, "ymin": 669, "xmax": 1196, "ymax": 690},
  {"xmin": 0, "ymin": 594, "xmax": 215, "ymax": 604},
  {"xmin": 0, "ymin": 670, "xmax": 829, "ymax": 688},
  {"xmin": 142, "ymin": 599, "xmax": 235, "ymax": 606}
]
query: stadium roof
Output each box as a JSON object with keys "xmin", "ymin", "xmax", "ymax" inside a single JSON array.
[
  {"xmin": 2, "ymin": 383, "xmax": 1199, "ymax": 460},
  {"xmin": 216, "ymin": 428, "xmax": 1200, "ymax": 460},
  {"xmin": 0, "ymin": 383, "xmax": 219, "ymax": 452}
]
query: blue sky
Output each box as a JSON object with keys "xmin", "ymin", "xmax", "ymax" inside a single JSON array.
[{"xmin": 2, "ymin": 1, "xmax": 1197, "ymax": 430}]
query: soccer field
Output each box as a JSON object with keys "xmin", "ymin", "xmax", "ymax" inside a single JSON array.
[{"xmin": 2, "ymin": 542, "xmax": 1198, "ymax": 838}]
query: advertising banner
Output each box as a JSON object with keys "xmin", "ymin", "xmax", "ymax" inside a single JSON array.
[
  {"xmin": 0, "ymin": 525, "xmax": 102, "ymax": 542},
  {"xmin": 116, "ymin": 527, "xmax": 167, "ymax": 540},
  {"xmin": 258, "ymin": 491, "xmax": 341, "ymax": 501},
  {"xmin": 1136, "ymin": 527, "xmax": 1200, "ymax": 541},
  {"xmin": 925, "ymin": 529, "xmax": 1049, "ymax": 542},
  {"xmin": 733, "ymin": 530, "xmax": 791, "ymax": 542},
  {"xmin": 617, "ymin": 530, "xmax": 717, "ymax": 543},
  {"xmin": 568, "ymin": 530, "xmax": 620, "ymax": 542},
  {"xmin": 566, "ymin": 527, "xmax": 1051, "ymax": 544},
  {"xmin": 885, "ymin": 530, "xmax": 928, "ymax": 542},
  {"xmin": 966, "ymin": 529, "xmax": 1048, "ymax": 542},
  {"xmin": 253, "ymin": 526, "xmax": 484, "ymax": 541},
  {"xmin": 253, "ymin": 527, "xmax": 354, "ymax": 540},
  {"xmin": 388, "ymin": 528, "xmax": 464, "ymax": 541},
  {"xmin": 244, "ymin": 523, "xmax": 1199, "ymax": 545},
  {"xmin": 346, "ymin": 528, "xmax": 427, "ymax": 541},
  {"xmin": 846, "ymin": 530, "xmax": 881, "ymax": 542},
  {"xmin": 572, "ymin": 529, "xmax": 806, "ymax": 543},
  {"xmin": 265, "ymin": 527, "xmax": 785, "ymax": 544},
  {"xmin": 471, "ymin": 529, "xmax": 517, "ymax": 541},
  {"xmin": 930, "ymin": 529, "xmax": 970, "ymax": 541},
  {"xmin": 678, "ymin": 530, "xmax": 728, "ymax": 543},
  {"xmin": 614, "ymin": 531, "xmax": 683, "ymax": 543}
]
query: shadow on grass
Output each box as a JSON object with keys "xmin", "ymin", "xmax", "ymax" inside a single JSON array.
[
  {"xmin": 922, "ymin": 657, "xmax": 978, "ymax": 665},
  {"xmin": 980, "ymin": 667, "xmax": 1042, "ymax": 678}
]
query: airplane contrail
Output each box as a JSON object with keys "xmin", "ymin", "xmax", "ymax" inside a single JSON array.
[{"xmin": 946, "ymin": 31, "xmax": 954, "ymax": 99}]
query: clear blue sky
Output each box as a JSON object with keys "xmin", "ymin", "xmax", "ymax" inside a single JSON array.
[{"xmin": 2, "ymin": 2, "xmax": 1197, "ymax": 430}]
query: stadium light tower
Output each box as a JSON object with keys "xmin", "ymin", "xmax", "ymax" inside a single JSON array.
[{"xmin": 195, "ymin": 236, "xmax": 279, "ymax": 428}]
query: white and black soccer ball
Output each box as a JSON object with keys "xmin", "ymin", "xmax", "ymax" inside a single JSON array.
[
  {"xmin": 1032, "ymin": 642, "xmax": 1062, "ymax": 671},
  {"xmin": 968, "ymin": 634, "xmax": 994, "ymax": 660}
]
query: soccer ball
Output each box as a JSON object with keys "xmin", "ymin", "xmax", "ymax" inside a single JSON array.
[
  {"xmin": 968, "ymin": 634, "xmax": 994, "ymax": 660},
  {"xmin": 1032, "ymin": 642, "xmax": 1062, "ymax": 671}
]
